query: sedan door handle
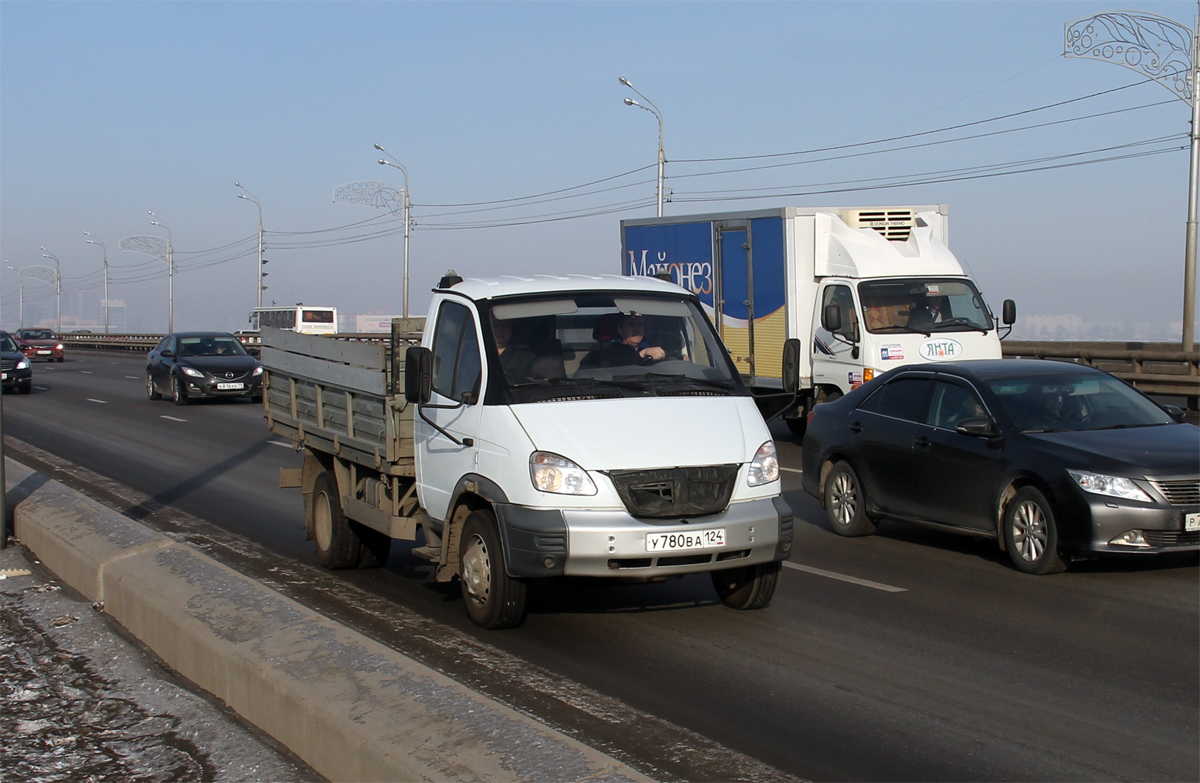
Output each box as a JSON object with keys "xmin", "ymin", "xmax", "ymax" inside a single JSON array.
[
  {"xmin": 849, "ymin": 421, "xmax": 863, "ymax": 434},
  {"xmin": 914, "ymin": 435, "xmax": 930, "ymax": 449}
]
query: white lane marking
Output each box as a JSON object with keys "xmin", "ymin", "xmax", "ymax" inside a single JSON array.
[
  {"xmin": 160, "ymin": 415, "xmax": 187, "ymax": 422},
  {"xmin": 125, "ymin": 375, "xmax": 139, "ymax": 379},
  {"xmin": 81, "ymin": 371, "xmax": 93, "ymax": 374},
  {"xmin": 86, "ymin": 398, "xmax": 107, "ymax": 404},
  {"xmin": 784, "ymin": 562, "xmax": 907, "ymax": 593},
  {"xmin": 780, "ymin": 466, "xmax": 802, "ymax": 474},
  {"xmin": 33, "ymin": 386, "xmax": 50, "ymax": 391},
  {"xmin": 268, "ymin": 440, "xmax": 295, "ymax": 448}
]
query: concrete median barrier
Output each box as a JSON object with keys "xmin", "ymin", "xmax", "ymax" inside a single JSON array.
[{"xmin": 6, "ymin": 457, "xmax": 649, "ymax": 783}]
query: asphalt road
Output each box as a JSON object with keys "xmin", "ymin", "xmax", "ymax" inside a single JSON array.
[{"xmin": 4, "ymin": 351, "xmax": 1198, "ymax": 782}]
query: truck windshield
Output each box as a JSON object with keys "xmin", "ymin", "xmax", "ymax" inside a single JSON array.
[
  {"xmin": 481, "ymin": 293, "xmax": 745, "ymax": 404},
  {"xmin": 857, "ymin": 279, "xmax": 994, "ymax": 335}
]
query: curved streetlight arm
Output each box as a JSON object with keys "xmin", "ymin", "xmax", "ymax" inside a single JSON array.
[{"xmin": 619, "ymin": 77, "xmax": 667, "ymax": 217}]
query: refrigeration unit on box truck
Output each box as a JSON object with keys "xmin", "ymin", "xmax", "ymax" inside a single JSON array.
[{"xmin": 621, "ymin": 205, "xmax": 1015, "ymax": 435}]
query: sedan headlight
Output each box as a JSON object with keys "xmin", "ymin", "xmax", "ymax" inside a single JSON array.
[
  {"xmin": 530, "ymin": 451, "xmax": 597, "ymax": 495},
  {"xmin": 181, "ymin": 366, "xmax": 205, "ymax": 378},
  {"xmin": 1068, "ymin": 470, "xmax": 1152, "ymax": 503},
  {"xmin": 55, "ymin": 343, "xmax": 63, "ymax": 350},
  {"xmin": 15, "ymin": 358, "xmax": 30, "ymax": 370},
  {"xmin": 747, "ymin": 441, "xmax": 780, "ymax": 486},
  {"xmin": 253, "ymin": 365, "xmax": 263, "ymax": 376}
]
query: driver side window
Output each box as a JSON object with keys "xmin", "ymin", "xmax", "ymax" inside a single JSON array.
[
  {"xmin": 431, "ymin": 301, "xmax": 481, "ymax": 403},
  {"xmin": 822, "ymin": 285, "xmax": 859, "ymax": 341}
]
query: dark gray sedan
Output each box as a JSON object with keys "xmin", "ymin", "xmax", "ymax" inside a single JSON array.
[
  {"xmin": 146, "ymin": 331, "xmax": 262, "ymax": 405},
  {"xmin": 801, "ymin": 359, "xmax": 1199, "ymax": 574}
]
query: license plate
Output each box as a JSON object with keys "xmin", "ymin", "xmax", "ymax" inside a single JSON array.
[
  {"xmin": 216, "ymin": 382, "xmax": 245, "ymax": 390},
  {"xmin": 646, "ymin": 529, "xmax": 725, "ymax": 552},
  {"xmin": 1186, "ymin": 513, "xmax": 1200, "ymax": 532},
  {"xmin": 37, "ymin": 350, "xmax": 51, "ymax": 355}
]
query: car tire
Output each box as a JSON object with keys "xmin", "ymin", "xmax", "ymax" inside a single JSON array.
[
  {"xmin": 146, "ymin": 372, "xmax": 162, "ymax": 400},
  {"xmin": 712, "ymin": 560, "xmax": 781, "ymax": 610},
  {"xmin": 785, "ymin": 416, "xmax": 807, "ymax": 440},
  {"xmin": 18, "ymin": 380, "xmax": 31, "ymax": 395},
  {"xmin": 823, "ymin": 461, "xmax": 877, "ymax": 537},
  {"xmin": 311, "ymin": 471, "xmax": 361, "ymax": 569},
  {"xmin": 459, "ymin": 508, "xmax": 527, "ymax": 630},
  {"xmin": 171, "ymin": 375, "xmax": 189, "ymax": 406},
  {"xmin": 1004, "ymin": 486, "xmax": 1067, "ymax": 575},
  {"xmin": 56, "ymin": 357, "xmax": 64, "ymax": 363}
]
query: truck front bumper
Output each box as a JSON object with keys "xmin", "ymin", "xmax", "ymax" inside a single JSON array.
[{"xmin": 497, "ymin": 496, "xmax": 793, "ymax": 579}]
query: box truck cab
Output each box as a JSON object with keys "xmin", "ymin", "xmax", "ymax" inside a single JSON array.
[{"xmin": 621, "ymin": 206, "xmax": 1014, "ymax": 435}]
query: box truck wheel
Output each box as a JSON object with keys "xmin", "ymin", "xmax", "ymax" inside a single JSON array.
[
  {"xmin": 459, "ymin": 509, "xmax": 527, "ymax": 630},
  {"xmin": 311, "ymin": 471, "xmax": 362, "ymax": 569},
  {"xmin": 712, "ymin": 561, "xmax": 781, "ymax": 610}
]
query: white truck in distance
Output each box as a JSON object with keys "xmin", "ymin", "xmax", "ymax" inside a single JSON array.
[
  {"xmin": 621, "ymin": 205, "xmax": 1015, "ymax": 434},
  {"xmin": 262, "ymin": 273, "xmax": 797, "ymax": 629}
]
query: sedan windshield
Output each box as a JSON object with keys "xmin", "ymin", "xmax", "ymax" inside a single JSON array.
[
  {"xmin": 988, "ymin": 372, "xmax": 1174, "ymax": 432},
  {"xmin": 482, "ymin": 293, "xmax": 744, "ymax": 404},
  {"xmin": 858, "ymin": 278, "xmax": 993, "ymax": 335},
  {"xmin": 178, "ymin": 336, "xmax": 248, "ymax": 357},
  {"xmin": 1, "ymin": 334, "xmax": 17, "ymax": 352}
]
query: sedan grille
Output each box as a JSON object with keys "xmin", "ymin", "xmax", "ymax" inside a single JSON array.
[
  {"xmin": 1142, "ymin": 530, "xmax": 1200, "ymax": 548},
  {"xmin": 1150, "ymin": 479, "xmax": 1200, "ymax": 506},
  {"xmin": 0, "ymin": 360, "xmax": 14, "ymax": 372},
  {"xmin": 606, "ymin": 465, "xmax": 738, "ymax": 518}
]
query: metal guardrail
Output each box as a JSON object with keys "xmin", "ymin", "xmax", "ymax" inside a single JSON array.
[
  {"xmin": 55, "ymin": 333, "xmax": 1200, "ymax": 402},
  {"xmin": 1002, "ymin": 340, "xmax": 1200, "ymax": 401}
]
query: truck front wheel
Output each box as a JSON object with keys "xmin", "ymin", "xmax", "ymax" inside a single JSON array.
[
  {"xmin": 712, "ymin": 561, "xmax": 781, "ymax": 610},
  {"xmin": 312, "ymin": 471, "xmax": 361, "ymax": 569},
  {"xmin": 459, "ymin": 509, "xmax": 527, "ymax": 630}
]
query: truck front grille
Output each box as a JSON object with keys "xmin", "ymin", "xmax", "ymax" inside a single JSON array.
[{"xmin": 605, "ymin": 465, "xmax": 738, "ymax": 518}]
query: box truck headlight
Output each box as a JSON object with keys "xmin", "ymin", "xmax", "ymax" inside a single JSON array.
[
  {"xmin": 1067, "ymin": 470, "xmax": 1151, "ymax": 502},
  {"xmin": 747, "ymin": 441, "xmax": 780, "ymax": 486},
  {"xmin": 530, "ymin": 452, "xmax": 597, "ymax": 495}
]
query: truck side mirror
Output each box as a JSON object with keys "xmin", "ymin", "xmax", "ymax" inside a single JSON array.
[
  {"xmin": 822, "ymin": 304, "xmax": 842, "ymax": 333},
  {"xmin": 1002, "ymin": 299, "xmax": 1016, "ymax": 325},
  {"xmin": 782, "ymin": 338, "xmax": 801, "ymax": 394},
  {"xmin": 405, "ymin": 346, "xmax": 433, "ymax": 404}
]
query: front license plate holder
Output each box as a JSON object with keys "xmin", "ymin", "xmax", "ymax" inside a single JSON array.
[
  {"xmin": 1186, "ymin": 513, "xmax": 1200, "ymax": 532},
  {"xmin": 646, "ymin": 528, "xmax": 726, "ymax": 552},
  {"xmin": 216, "ymin": 382, "xmax": 245, "ymax": 391}
]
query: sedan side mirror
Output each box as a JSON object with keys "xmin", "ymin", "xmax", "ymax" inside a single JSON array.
[
  {"xmin": 405, "ymin": 346, "xmax": 433, "ymax": 404},
  {"xmin": 160, "ymin": 349, "xmax": 174, "ymax": 358},
  {"xmin": 1162, "ymin": 404, "xmax": 1187, "ymax": 423},
  {"xmin": 955, "ymin": 416, "xmax": 996, "ymax": 437}
]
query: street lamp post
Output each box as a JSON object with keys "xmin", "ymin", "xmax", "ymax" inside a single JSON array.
[
  {"xmin": 620, "ymin": 76, "xmax": 666, "ymax": 217},
  {"xmin": 148, "ymin": 211, "xmax": 175, "ymax": 332},
  {"xmin": 375, "ymin": 144, "xmax": 412, "ymax": 320},
  {"xmin": 83, "ymin": 231, "xmax": 110, "ymax": 334},
  {"xmin": 235, "ymin": 182, "xmax": 267, "ymax": 309},
  {"xmin": 5, "ymin": 263, "xmax": 24, "ymax": 329},
  {"xmin": 37, "ymin": 248, "xmax": 62, "ymax": 334},
  {"xmin": 1066, "ymin": 6, "xmax": 1200, "ymax": 350}
]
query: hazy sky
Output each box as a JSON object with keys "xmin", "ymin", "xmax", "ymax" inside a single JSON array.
[{"xmin": 2, "ymin": 0, "xmax": 1196, "ymax": 338}]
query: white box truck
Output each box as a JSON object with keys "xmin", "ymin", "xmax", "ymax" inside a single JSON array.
[
  {"xmin": 621, "ymin": 205, "xmax": 1015, "ymax": 434},
  {"xmin": 263, "ymin": 273, "xmax": 796, "ymax": 629}
]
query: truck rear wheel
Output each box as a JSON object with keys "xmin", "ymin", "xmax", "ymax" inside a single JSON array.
[
  {"xmin": 311, "ymin": 471, "xmax": 361, "ymax": 569},
  {"xmin": 712, "ymin": 561, "xmax": 781, "ymax": 610},
  {"xmin": 459, "ymin": 509, "xmax": 527, "ymax": 630},
  {"xmin": 353, "ymin": 522, "xmax": 392, "ymax": 568}
]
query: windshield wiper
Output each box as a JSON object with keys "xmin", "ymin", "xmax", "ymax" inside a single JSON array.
[
  {"xmin": 871, "ymin": 325, "xmax": 930, "ymax": 336},
  {"xmin": 639, "ymin": 372, "xmax": 735, "ymax": 391},
  {"xmin": 929, "ymin": 317, "xmax": 990, "ymax": 334},
  {"xmin": 512, "ymin": 377, "xmax": 647, "ymax": 392}
]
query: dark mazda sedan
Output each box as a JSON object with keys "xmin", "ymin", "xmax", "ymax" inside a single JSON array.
[
  {"xmin": 146, "ymin": 331, "xmax": 262, "ymax": 405},
  {"xmin": 802, "ymin": 359, "xmax": 1200, "ymax": 574}
]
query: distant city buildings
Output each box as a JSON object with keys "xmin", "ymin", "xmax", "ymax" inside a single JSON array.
[{"xmin": 1012, "ymin": 314, "xmax": 1186, "ymax": 342}]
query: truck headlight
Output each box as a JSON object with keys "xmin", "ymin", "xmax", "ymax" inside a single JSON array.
[
  {"xmin": 181, "ymin": 366, "xmax": 205, "ymax": 378},
  {"xmin": 1067, "ymin": 470, "xmax": 1152, "ymax": 502},
  {"xmin": 747, "ymin": 441, "xmax": 780, "ymax": 486},
  {"xmin": 530, "ymin": 452, "xmax": 597, "ymax": 495}
]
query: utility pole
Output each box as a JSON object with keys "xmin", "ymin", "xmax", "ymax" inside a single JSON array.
[
  {"xmin": 83, "ymin": 231, "xmax": 110, "ymax": 334},
  {"xmin": 620, "ymin": 77, "xmax": 667, "ymax": 217},
  {"xmin": 1066, "ymin": 5, "xmax": 1200, "ymax": 350},
  {"xmin": 235, "ymin": 182, "xmax": 267, "ymax": 308}
]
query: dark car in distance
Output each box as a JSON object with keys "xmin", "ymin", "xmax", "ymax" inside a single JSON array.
[
  {"xmin": 16, "ymin": 328, "xmax": 64, "ymax": 362},
  {"xmin": 802, "ymin": 359, "xmax": 1200, "ymax": 574},
  {"xmin": 1, "ymin": 331, "xmax": 33, "ymax": 394},
  {"xmin": 147, "ymin": 331, "xmax": 263, "ymax": 405}
]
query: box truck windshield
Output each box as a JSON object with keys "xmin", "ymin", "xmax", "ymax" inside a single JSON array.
[{"xmin": 857, "ymin": 278, "xmax": 994, "ymax": 335}]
